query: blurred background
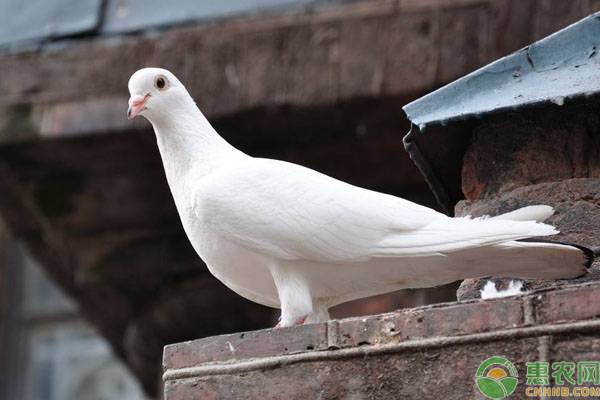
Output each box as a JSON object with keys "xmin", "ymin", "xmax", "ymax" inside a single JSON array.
[{"xmin": 0, "ymin": 0, "xmax": 594, "ymax": 399}]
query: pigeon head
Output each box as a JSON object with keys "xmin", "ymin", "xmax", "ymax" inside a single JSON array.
[{"xmin": 127, "ymin": 68, "xmax": 190, "ymax": 122}]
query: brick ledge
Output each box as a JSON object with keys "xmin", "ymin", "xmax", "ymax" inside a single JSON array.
[
  {"xmin": 163, "ymin": 317, "xmax": 600, "ymax": 382},
  {"xmin": 164, "ymin": 281, "xmax": 600, "ymax": 373},
  {"xmin": 163, "ymin": 281, "xmax": 600, "ymax": 399}
]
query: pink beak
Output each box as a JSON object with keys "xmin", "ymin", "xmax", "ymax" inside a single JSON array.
[{"xmin": 127, "ymin": 94, "xmax": 150, "ymax": 119}]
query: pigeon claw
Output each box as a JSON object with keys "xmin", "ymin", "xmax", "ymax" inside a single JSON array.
[{"xmin": 274, "ymin": 315, "xmax": 308, "ymax": 328}]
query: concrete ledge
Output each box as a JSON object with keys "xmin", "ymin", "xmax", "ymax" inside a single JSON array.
[{"xmin": 163, "ymin": 281, "xmax": 600, "ymax": 399}]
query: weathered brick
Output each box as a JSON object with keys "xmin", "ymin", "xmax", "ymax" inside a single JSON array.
[
  {"xmin": 335, "ymin": 298, "xmax": 524, "ymax": 348},
  {"xmin": 551, "ymin": 334, "xmax": 600, "ymax": 365},
  {"xmin": 164, "ymin": 323, "xmax": 328, "ymax": 368},
  {"xmin": 163, "ymin": 281, "xmax": 600, "ymax": 399},
  {"xmin": 456, "ymin": 179, "xmax": 600, "ymax": 300},
  {"xmin": 535, "ymin": 283, "xmax": 600, "ymax": 325},
  {"xmin": 164, "ymin": 339, "xmax": 541, "ymax": 400},
  {"xmin": 461, "ymin": 114, "xmax": 600, "ymax": 201}
]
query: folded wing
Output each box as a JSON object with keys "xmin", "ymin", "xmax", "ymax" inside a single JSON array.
[{"xmin": 194, "ymin": 158, "xmax": 559, "ymax": 263}]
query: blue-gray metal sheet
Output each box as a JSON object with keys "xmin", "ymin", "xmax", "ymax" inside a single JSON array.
[
  {"xmin": 102, "ymin": 0, "xmax": 316, "ymax": 34},
  {"xmin": 403, "ymin": 12, "xmax": 600, "ymax": 129},
  {"xmin": 0, "ymin": 0, "xmax": 101, "ymax": 49}
]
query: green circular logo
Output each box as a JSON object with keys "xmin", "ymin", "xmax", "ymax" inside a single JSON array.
[{"xmin": 475, "ymin": 356, "xmax": 519, "ymax": 399}]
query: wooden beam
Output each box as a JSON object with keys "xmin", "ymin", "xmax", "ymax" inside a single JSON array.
[{"xmin": 0, "ymin": 0, "xmax": 494, "ymax": 132}]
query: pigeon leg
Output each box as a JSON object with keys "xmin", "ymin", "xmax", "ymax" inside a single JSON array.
[
  {"xmin": 274, "ymin": 315, "xmax": 307, "ymax": 328},
  {"xmin": 269, "ymin": 263, "xmax": 313, "ymax": 328},
  {"xmin": 305, "ymin": 302, "xmax": 330, "ymax": 324}
]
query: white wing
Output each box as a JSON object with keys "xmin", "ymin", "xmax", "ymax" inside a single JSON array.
[{"xmin": 193, "ymin": 158, "xmax": 557, "ymax": 263}]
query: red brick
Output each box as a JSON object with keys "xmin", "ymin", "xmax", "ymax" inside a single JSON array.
[
  {"xmin": 164, "ymin": 323, "xmax": 328, "ymax": 368},
  {"xmin": 535, "ymin": 283, "xmax": 600, "ymax": 325},
  {"xmin": 335, "ymin": 298, "xmax": 524, "ymax": 348},
  {"xmin": 164, "ymin": 284, "xmax": 600, "ymax": 399},
  {"xmin": 164, "ymin": 338, "xmax": 541, "ymax": 400}
]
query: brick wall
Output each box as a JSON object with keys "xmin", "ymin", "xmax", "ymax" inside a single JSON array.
[{"xmin": 163, "ymin": 282, "xmax": 600, "ymax": 399}]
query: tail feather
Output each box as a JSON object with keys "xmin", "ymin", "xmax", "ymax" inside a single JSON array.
[
  {"xmin": 518, "ymin": 238, "xmax": 595, "ymax": 269},
  {"xmin": 489, "ymin": 205, "xmax": 554, "ymax": 223},
  {"xmin": 449, "ymin": 240, "xmax": 592, "ymax": 281},
  {"xmin": 455, "ymin": 205, "xmax": 593, "ymax": 279},
  {"xmin": 376, "ymin": 216, "xmax": 560, "ymax": 257}
]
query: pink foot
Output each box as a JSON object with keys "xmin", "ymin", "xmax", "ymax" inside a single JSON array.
[{"xmin": 274, "ymin": 315, "xmax": 307, "ymax": 328}]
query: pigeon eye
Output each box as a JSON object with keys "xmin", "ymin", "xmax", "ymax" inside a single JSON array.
[{"xmin": 155, "ymin": 76, "xmax": 167, "ymax": 90}]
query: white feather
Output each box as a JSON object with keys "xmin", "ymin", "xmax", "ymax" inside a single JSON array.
[
  {"xmin": 490, "ymin": 205, "xmax": 555, "ymax": 222},
  {"xmin": 481, "ymin": 281, "xmax": 524, "ymax": 300},
  {"xmin": 128, "ymin": 68, "xmax": 589, "ymax": 327},
  {"xmin": 481, "ymin": 280, "xmax": 525, "ymax": 299}
]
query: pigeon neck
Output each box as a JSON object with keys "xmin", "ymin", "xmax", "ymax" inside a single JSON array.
[{"xmin": 151, "ymin": 105, "xmax": 240, "ymax": 184}]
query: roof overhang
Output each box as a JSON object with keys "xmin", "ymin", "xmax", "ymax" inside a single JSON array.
[{"xmin": 403, "ymin": 12, "xmax": 600, "ymax": 214}]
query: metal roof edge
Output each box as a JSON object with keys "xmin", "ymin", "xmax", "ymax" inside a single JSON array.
[{"xmin": 402, "ymin": 11, "xmax": 600, "ymax": 130}]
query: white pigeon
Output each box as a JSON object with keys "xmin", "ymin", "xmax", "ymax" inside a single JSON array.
[{"xmin": 127, "ymin": 68, "xmax": 591, "ymax": 327}]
